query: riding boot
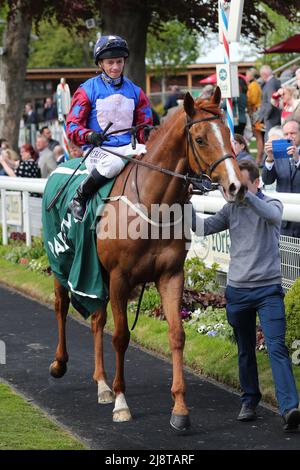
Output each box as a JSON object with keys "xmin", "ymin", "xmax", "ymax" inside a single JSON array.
[{"xmin": 69, "ymin": 169, "xmax": 110, "ymax": 222}]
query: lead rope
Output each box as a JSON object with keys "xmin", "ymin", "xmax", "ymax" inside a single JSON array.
[{"xmin": 131, "ymin": 282, "xmax": 147, "ymax": 331}]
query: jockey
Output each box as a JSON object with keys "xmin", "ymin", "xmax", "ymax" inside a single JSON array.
[{"xmin": 66, "ymin": 35, "xmax": 153, "ymax": 221}]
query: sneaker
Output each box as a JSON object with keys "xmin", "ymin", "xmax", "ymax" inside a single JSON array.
[
  {"xmin": 282, "ymin": 408, "xmax": 300, "ymax": 432},
  {"xmin": 237, "ymin": 403, "xmax": 257, "ymax": 421}
]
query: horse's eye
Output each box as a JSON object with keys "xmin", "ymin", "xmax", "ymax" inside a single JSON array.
[{"xmin": 196, "ymin": 137, "xmax": 204, "ymax": 146}]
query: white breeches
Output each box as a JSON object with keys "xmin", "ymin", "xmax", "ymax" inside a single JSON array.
[{"xmin": 85, "ymin": 143, "xmax": 146, "ymax": 179}]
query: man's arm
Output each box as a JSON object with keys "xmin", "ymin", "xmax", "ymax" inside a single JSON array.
[
  {"xmin": 244, "ymin": 191, "xmax": 283, "ymax": 225},
  {"xmin": 261, "ymin": 163, "xmax": 277, "ymax": 185},
  {"xmin": 190, "ymin": 205, "xmax": 229, "ymax": 236}
]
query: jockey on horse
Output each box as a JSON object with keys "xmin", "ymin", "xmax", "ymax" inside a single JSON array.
[{"xmin": 66, "ymin": 35, "xmax": 153, "ymax": 222}]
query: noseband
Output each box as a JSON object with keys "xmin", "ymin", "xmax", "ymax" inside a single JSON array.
[{"xmin": 185, "ymin": 115, "xmax": 234, "ymax": 179}]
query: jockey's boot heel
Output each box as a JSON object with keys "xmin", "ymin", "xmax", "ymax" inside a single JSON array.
[{"xmin": 69, "ymin": 169, "xmax": 110, "ymax": 222}]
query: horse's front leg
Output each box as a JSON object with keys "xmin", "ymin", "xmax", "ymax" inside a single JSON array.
[
  {"xmin": 49, "ymin": 277, "xmax": 70, "ymax": 378},
  {"xmin": 109, "ymin": 271, "xmax": 132, "ymax": 422},
  {"xmin": 157, "ymin": 271, "xmax": 190, "ymax": 431},
  {"xmin": 91, "ymin": 304, "xmax": 114, "ymax": 404}
]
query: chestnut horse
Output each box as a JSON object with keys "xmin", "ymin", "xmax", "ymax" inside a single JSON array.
[{"xmin": 49, "ymin": 88, "xmax": 244, "ymax": 431}]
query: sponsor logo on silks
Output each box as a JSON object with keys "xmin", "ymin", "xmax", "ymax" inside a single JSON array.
[{"xmin": 48, "ymin": 213, "xmax": 72, "ymax": 259}]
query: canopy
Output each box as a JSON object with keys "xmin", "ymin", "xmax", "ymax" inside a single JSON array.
[
  {"xmin": 199, "ymin": 72, "xmax": 247, "ymax": 84},
  {"xmin": 265, "ymin": 34, "xmax": 300, "ymax": 53}
]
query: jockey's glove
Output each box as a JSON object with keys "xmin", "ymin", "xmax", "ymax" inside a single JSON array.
[{"xmin": 85, "ymin": 131, "xmax": 107, "ymax": 147}]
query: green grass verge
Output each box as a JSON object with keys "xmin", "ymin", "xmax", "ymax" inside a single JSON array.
[
  {"xmin": 1, "ymin": 257, "xmax": 300, "ymax": 411},
  {"xmin": 0, "ymin": 383, "xmax": 86, "ymax": 450}
]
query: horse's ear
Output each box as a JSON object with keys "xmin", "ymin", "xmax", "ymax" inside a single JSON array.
[
  {"xmin": 184, "ymin": 92, "xmax": 196, "ymax": 118},
  {"xmin": 211, "ymin": 86, "xmax": 221, "ymax": 106}
]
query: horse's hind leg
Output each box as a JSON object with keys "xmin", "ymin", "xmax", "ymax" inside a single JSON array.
[
  {"xmin": 49, "ymin": 277, "xmax": 70, "ymax": 378},
  {"xmin": 157, "ymin": 271, "xmax": 190, "ymax": 431},
  {"xmin": 91, "ymin": 305, "xmax": 114, "ymax": 404},
  {"xmin": 109, "ymin": 272, "xmax": 132, "ymax": 422}
]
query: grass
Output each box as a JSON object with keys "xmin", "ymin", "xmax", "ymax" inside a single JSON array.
[
  {"xmin": 0, "ymin": 382, "xmax": 86, "ymax": 450},
  {"xmin": 1, "ymin": 256, "xmax": 300, "ymax": 412}
]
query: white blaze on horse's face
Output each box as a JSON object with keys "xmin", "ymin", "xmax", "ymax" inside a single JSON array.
[{"xmin": 210, "ymin": 122, "xmax": 242, "ymax": 201}]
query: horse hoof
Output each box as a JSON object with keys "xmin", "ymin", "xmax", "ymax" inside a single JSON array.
[
  {"xmin": 113, "ymin": 408, "xmax": 132, "ymax": 423},
  {"xmin": 170, "ymin": 413, "xmax": 191, "ymax": 431},
  {"xmin": 49, "ymin": 361, "xmax": 67, "ymax": 378},
  {"xmin": 98, "ymin": 390, "xmax": 114, "ymax": 404}
]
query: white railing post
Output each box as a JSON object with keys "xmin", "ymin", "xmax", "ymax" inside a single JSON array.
[
  {"xmin": 22, "ymin": 191, "xmax": 31, "ymax": 247},
  {"xmin": 1, "ymin": 188, "xmax": 8, "ymax": 245}
]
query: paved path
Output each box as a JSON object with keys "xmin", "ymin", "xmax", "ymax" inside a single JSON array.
[{"xmin": 0, "ymin": 285, "xmax": 299, "ymax": 450}]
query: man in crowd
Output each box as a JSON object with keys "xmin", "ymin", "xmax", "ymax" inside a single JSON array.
[
  {"xmin": 163, "ymin": 85, "xmax": 181, "ymax": 115},
  {"xmin": 43, "ymin": 97, "xmax": 57, "ymax": 121},
  {"xmin": 23, "ymin": 102, "xmax": 38, "ymax": 129},
  {"xmin": 35, "ymin": 135, "xmax": 57, "ymax": 178},
  {"xmin": 259, "ymin": 65, "xmax": 281, "ymax": 140},
  {"xmin": 262, "ymin": 119, "xmax": 300, "ymax": 237},
  {"xmin": 40, "ymin": 126, "xmax": 60, "ymax": 151},
  {"xmin": 190, "ymin": 160, "xmax": 300, "ymax": 432}
]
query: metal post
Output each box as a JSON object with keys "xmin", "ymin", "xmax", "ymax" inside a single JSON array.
[
  {"xmin": 1, "ymin": 189, "xmax": 8, "ymax": 245},
  {"xmin": 22, "ymin": 191, "xmax": 31, "ymax": 247},
  {"xmin": 30, "ymin": 123, "xmax": 36, "ymax": 146},
  {"xmin": 0, "ymin": 46, "xmax": 6, "ymax": 137}
]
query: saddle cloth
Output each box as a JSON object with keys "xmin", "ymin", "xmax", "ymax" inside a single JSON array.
[{"xmin": 42, "ymin": 158, "xmax": 115, "ymax": 318}]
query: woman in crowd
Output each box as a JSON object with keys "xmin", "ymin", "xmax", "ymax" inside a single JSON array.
[
  {"xmin": 271, "ymin": 85, "xmax": 300, "ymax": 125},
  {"xmin": 0, "ymin": 144, "xmax": 40, "ymax": 179},
  {"xmin": 233, "ymin": 134, "xmax": 254, "ymax": 162}
]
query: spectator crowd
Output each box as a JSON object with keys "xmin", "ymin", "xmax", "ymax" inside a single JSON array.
[
  {"xmin": 1, "ymin": 64, "xmax": 300, "ymax": 237},
  {"xmin": 0, "ymin": 97, "xmax": 83, "ymax": 186}
]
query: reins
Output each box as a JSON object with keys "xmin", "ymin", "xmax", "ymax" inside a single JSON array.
[{"xmin": 97, "ymin": 115, "xmax": 234, "ymax": 194}]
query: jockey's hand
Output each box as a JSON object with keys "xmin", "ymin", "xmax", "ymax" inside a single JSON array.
[{"xmin": 85, "ymin": 131, "xmax": 107, "ymax": 147}]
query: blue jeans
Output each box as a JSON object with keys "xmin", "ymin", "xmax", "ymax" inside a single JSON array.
[{"xmin": 225, "ymin": 284, "xmax": 299, "ymax": 415}]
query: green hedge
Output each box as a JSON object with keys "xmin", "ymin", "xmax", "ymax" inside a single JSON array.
[{"xmin": 285, "ymin": 278, "xmax": 300, "ymax": 350}]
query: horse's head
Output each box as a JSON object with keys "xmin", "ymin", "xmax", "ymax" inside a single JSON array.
[{"xmin": 183, "ymin": 87, "xmax": 245, "ymax": 202}]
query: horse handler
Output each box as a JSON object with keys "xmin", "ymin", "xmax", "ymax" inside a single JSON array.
[
  {"xmin": 191, "ymin": 159, "xmax": 300, "ymax": 432},
  {"xmin": 66, "ymin": 35, "xmax": 153, "ymax": 221}
]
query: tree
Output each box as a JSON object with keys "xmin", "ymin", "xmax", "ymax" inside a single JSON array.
[
  {"xmin": 1, "ymin": 0, "xmax": 300, "ymax": 149},
  {"xmin": 98, "ymin": 0, "xmax": 300, "ymax": 89},
  {"xmin": 256, "ymin": 5, "xmax": 300, "ymax": 69},
  {"xmin": 28, "ymin": 21, "xmax": 94, "ymax": 68},
  {"xmin": 147, "ymin": 20, "xmax": 199, "ymax": 77},
  {"xmin": 147, "ymin": 20, "xmax": 199, "ymax": 103},
  {"xmin": 0, "ymin": 0, "xmax": 93, "ymax": 149}
]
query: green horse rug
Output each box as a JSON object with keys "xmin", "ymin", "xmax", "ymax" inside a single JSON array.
[{"xmin": 42, "ymin": 158, "xmax": 115, "ymax": 318}]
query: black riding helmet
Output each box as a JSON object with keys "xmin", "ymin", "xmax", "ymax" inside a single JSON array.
[{"xmin": 94, "ymin": 35, "xmax": 129, "ymax": 64}]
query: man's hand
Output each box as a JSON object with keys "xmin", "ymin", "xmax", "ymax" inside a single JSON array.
[
  {"xmin": 85, "ymin": 131, "xmax": 106, "ymax": 147},
  {"xmin": 287, "ymin": 145, "xmax": 299, "ymax": 161},
  {"xmin": 264, "ymin": 140, "xmax": 274, "ymax": 162}
]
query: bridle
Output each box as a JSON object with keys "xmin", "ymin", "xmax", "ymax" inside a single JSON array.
[
  {"xmin": 98, "ymin": 112, "xmax": 235, "ymax": 194},
  {"xmin": 185, "ymin": 114, "xmax": 234, "ymax": 180}
]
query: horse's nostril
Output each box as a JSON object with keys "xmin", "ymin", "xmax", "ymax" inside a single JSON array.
[{"xmin": 229, "ymin": 183, "xmax": 237, "ymax": 194}]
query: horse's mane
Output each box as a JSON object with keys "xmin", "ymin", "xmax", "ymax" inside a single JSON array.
[
  {"xmin": 146, "ymin": 96, "xmax": 222, "ymax": 149},
  {"xmin": 146, "ymin": 106, "xmax": 183, "ymax": 148}
]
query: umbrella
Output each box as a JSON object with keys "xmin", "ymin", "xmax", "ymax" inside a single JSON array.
[
  {"xmin": 199, "ymin": 72, "xmax": 247, "ymax": 84},
  {"xmin": 265, "ymin": 34, "xmax": 300, "ymax": 53}
]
